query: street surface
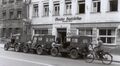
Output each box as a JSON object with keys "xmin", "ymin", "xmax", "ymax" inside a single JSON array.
[{"xmin": 0, "ymin": 47, "xmax": 120, "ymax": 66}]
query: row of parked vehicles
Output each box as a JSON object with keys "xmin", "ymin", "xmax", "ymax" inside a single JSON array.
[{"xmin": 4, "ymin": 34, "xmax": 113, "ymax": 65}]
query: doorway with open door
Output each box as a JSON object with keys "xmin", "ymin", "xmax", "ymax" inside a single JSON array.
[{"xmin": 57, "ymin": 28, "xmax": 67, "ymax": 44}]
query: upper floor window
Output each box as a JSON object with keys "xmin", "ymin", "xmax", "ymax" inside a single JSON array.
[
  {"xmin": 9, "ymin": 9, "xmax": 14, "ymax": 19},
  {"xmin": 53, "ymin": 2, "xmax": 60, "ymax": 16},
  {"xmin": 43, "ymin": 3, "xmax": 49, "ymax": 16},
  {"xmin": 109, "ymin": 0, "xmax": 118, "ymax": 11},
  {"xmin": 33, "ymin": 4, "xmax": 39, "ymax": 17},
  {"xmin": 17, "ymin": 9, "xmax": 22, "ymax": 18},
  {"xmin": 9, "ymin": 0, "xmax": 14, "ymax": 3},
  {"xmin": 78, "ymin": 0, "xmax": 85, "ymax": 14},
  {"xmin": 2, "ymin": 11, "xmax": 6, "ymax": 19},
  {"xmin": 92, "ymin": 0, "xmax": 101, "ymax": 12},
  {"xmin": 65, "ymin": 0, "xmax": 72, "ymax": 15},
  {"xmin": 2, "ymin": 0, "xmax": 7, "ymax": 4}
]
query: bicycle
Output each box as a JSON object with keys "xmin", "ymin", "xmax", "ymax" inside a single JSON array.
[{"xmin": 84, "ymin": 44, "xmax": 113, "ymax": 65}]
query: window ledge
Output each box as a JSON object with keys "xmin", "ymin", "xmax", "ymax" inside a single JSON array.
[
  {"xmin": 63, "ymin": 14, "xmax": 72, "ymax": 16},
  {"xmin": 90, "ymin": 12, "xmax": 101, "ymax": 14},
  {"xmin": 106, "ymin": 11, "xmax": 118, "ymax": 13},
  {"xmin": 103, "ymin": 43, "xmax": 116, "ymax": 46},
  {"xmin": 32, "ymin": 16, "xmax": 39, "ymax": 18},
  {"xmin": 76, "ymin": 13, "xmax": 85, "ymax": 15},
  {"xmin": 52, "ymin": 15, "xmax": 60, "ymax": 16},
  {"xmin": 42, "ymin": 15, "xmax": 49, "ymax": 17}
]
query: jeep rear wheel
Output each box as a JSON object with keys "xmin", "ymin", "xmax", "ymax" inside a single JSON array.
[
  {"xmin": 4, "ymin": 43, "xmax": 9, "ymax": 51},
  {"xmin": 23, "ymin": 45, "xmax": 29, "ymax": 53},
  {"xmin": 70, "ymin": 49, "xmax": 79, "ymax": 59},
  {"xmin": 51, "ymin": 48, "xmax": 58, "ymax": 57},
  {"xmin": 36, "ymin": 46, "xmax": 43, "ymax": 55},
  {"xmin": 14, "ymin": 44, "xmax": 20, "ymax": 52}
]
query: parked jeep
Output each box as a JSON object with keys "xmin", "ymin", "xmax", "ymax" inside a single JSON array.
[
  {"xmin": 4, "ymin": 34, "xmax": 23, "ymax": 52},
  {"xmin": 22, "ymin": 34, "xmax": 55, "ymax": 55},
  {"xmin": 51, "ymin": 35, "xmax": 92, "ymax": 59}
]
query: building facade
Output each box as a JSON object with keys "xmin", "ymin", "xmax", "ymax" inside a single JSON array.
[
  {"xmin": 1, "ymin": 0, "xmax": 30, "ymax": 38},
  {"xmin": 0, "ymin": 0, "xmax": 3, "ymax": 38},
  {"xmin": 29, "ymin": 0, "xmax": 120, "ymax": 46}
]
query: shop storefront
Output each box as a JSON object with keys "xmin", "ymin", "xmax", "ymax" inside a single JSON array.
[{"xmin": 71, "ymin": 22, "xmax": 120, "ymax": 46}]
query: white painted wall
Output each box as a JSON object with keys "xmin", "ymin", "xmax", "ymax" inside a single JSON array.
[{"xmin": 30, "ymin": 0, "xmax": 120, "ymax": 24}]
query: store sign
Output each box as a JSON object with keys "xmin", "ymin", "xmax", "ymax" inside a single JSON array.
[{"xmin": 55, "ymin": 17, "xmax": 82, "ymax": 22}]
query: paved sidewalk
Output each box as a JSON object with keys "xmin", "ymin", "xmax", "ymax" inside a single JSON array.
[{"xmin": 0, "ymin": 44, "xmax": 120, "ymax": 63}]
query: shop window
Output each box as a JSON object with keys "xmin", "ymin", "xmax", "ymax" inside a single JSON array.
[
  {"xmin": 2, "ymin": 0, "xmax": 7, "ymax": 4},
  {"xmin": 72, "ymin": 38, "xmax": 78, "ymax": 43},
  {"xmin": 78, "ymin": 0, "xmax": 85, "ymax": 14},
  {"xmin": 65, "ymin": 0, "xmax": 72, "ymax": 15},
  {"xmin": 38, "ymin": 37, "xmax": 42, "ymax": 41},
  {"xmin": 99, "ymin": 29, "xmax": 115, "ymax": 44},
  {"xmin": 109, "ymin": 0, "xmax": 118, "ymax": 11},
  {"xmin": 33, "ymin": 4, "xmax": 39, "ymax": 17},
  {"xmin": 92, "ymin": 0, "xmax": 101, "ymax": 12},
  {"xmin": 43, "ymin": 3, "xmax": 49, "ymax": 16},
  {"xmin": 9, "ymin": 0, "xmax": 14, "ymax": 3},
  {"xmin": 53, "ymin": 2, "xmax": 60, "ymax": 16},
  {"xmin": 35, "ymin": 29, "xmax": 48, "ymax": 34},
  {"xmin": 79, "ymin": 29, "xmax": 92, "ymax": 36},
  {"xmin": 16, "ymin": 0, "xmax": 23, "ymax": 2}
]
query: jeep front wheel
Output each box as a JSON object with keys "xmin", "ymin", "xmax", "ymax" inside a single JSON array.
[
  {"xmin": 23, "ymin": 45, "xmax": 29, "ymax": 53},
  {"xmin": 14, "ymin": 44, "xmax": 20, "ymax": 52},
  {"xmin": 51, "ymin": 48, "xmax": 58, "ymax": 57},
  {"xmin": 36, "ymin": 46, "xmax": 43, "ymax": 55},
  {"xmin": 70, "ymin": 49, "xmax": 79, "ymax": 59},
  {"xmin": 4, "ymin": 43, "xmax": 9, "ymax": 50}
]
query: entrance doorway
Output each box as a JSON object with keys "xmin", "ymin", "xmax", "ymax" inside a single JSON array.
[{"xmin": 57, "ymin": 28, "xmax": 67, "ymax": 44}]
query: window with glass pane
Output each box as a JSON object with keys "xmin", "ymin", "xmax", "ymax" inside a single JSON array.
[
  {"xmin": 72, "ymin": 38, "xmax": 78, "ymax": 43},
  {"xmin": 78, "ymin": 0, "xmax": 85, "ymax": 14},
  {"xmin": 79, "ymin": 29, "xmax": 92, "ymax": 36},
  {"xmin": 16, "ymin": 0, "xmax": 22, "ymax": 2},
  {"xmin": 109, "ymin": 0, "xmax": 118, "ymax": 11},
  {"xmin": 9, "ymin": 9, "xmax": 14, "ymax": 19},
  {"xmin": 99, "ymin": 29, "xmax": 115, "ymax": 44},
  {"xmin": 92, "ymin": 0, "xmax": 100, "ymax": 12},
  {"xmin": 33, "ymin": 4, "xmax": 39, "ymax": 17},
  {"xmin": 9, "ymin": 0, "xmax": 14, "ymax": 3},
  {"xmin": 43, "ymin": 3, "xmax": 49, "ymax": 16},
  {"xmin": 17, "ymin": 9, "xmax": 22, "ymax": 18},
  {"xmin": 65, "ymin": 0, "xmax": 71, "ymax": 15},
  {"xmin": 2, "ymin": 0, "xmax": 7, "ymax": 4},
  {"xmin": 53, "ymin": 3, "xmax": 60, "ymax": 16},
  {"xmin": 35, "ymin": 29, "xmax": 48, "ymax": 34},
  {"xmin": 2, "ymin": 11, "xmax": 6, "ymax": 19}
]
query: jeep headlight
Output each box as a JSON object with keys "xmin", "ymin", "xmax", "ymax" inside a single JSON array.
[
  {"xmin": 77, "ymin": 47, "xmax": 79, "ymax": 50},
  {"xmin": 42, "ymin": 45, "xmax": 44, "ymax": 47}
]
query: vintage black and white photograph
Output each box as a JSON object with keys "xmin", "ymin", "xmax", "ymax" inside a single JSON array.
[{"xmin": 0, "ymin": 0, "xmax": 120, "ymax": 66}]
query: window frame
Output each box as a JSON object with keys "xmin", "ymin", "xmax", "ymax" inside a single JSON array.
[
  {"xmin": 33, "ymin": 4, "xmax": 39, "ymax": 17},
  {"xmin": 98, "ymin": 28, "xmax": 116, "ymax": 44},
  {"xmin": 92, "ymin": 0, "xmax": 101, "ymax": 13},
  {"xmin": 108, "ymin": 0, "xmax": 118, "ymax": 12},
  {"xmin": 78, "ymin": 0, "xmax": 85, "ymax": 14},
  {"xmin": 43, "ymin": 3, "xmax": 49, "ymax": 17},
  {"xmin": 53, "ymin": 2, "xmax": 60, "ymax": 16},
  {"xmin": 65, "ymin": 0, "xmax": 72, "ymax": 15},
  {"xmin": 9, "ymin": 9, "xmax": 14, "ymax": 19}
]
